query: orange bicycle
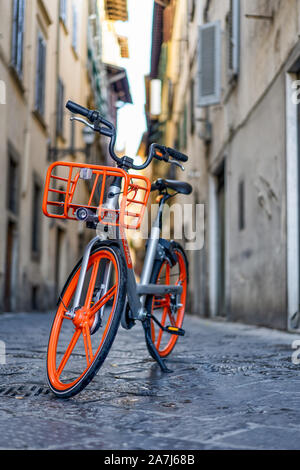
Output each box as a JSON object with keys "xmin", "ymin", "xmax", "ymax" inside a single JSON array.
[{"xmin": 43, "ymin": 100, "xmax": 192, "ymax": 398}]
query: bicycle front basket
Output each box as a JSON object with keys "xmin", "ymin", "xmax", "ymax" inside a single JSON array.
[{"xmin": 42, "ymin": 161, "xmax": 151, "ymax": 230}]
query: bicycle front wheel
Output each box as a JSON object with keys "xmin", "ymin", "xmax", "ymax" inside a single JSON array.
[{"xmin": 47, "ymin": 245, "xmax": 126, "ymax": 398}]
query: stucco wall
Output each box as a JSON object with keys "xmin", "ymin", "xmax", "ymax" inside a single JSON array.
[{"xmin": 227, "ymin": 71, "xmax": 287, "ymax": 329}]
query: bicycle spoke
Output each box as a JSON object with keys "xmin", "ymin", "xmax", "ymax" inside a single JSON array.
[
  {"xmin": 156, "ymin": 308, "xmax": 168, "ymax": 349},
  {"xmin": 85, "ymin": 260, "xmax": 100, "ymax": 308},
  {"xmin": 168, "ymin": 310, "xmax": 176, "ymax": 326},
  {"xmin": 166, "ymin": 263, "xmax": 170, "ymax": 283},
  {"xmin": 150, "ymin": 249, "xmax": 187, "ymax": 358},
  {"xmin": 57, "ymin": 329, "xmax": 81, "ymax": 378},
  {"xmin": 62, "ymin": 314, "xmax": 73, "ymax": 321},
  {"xmin": 153, "ymin": 297, "xmax": 169, "ymax": 309},
  {"xmin": 85, "ymin": 325, "xmax": 93, "ymax": 362},
  {"xmin": 88, "ymin": 283, "xmax": 117, "ymax": 318},
  {"xmin": 82, "ymin": 324, "xmax": 93, "ymax": 366}
]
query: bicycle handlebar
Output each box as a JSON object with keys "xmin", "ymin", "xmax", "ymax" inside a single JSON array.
[
  {"xmin": 66, "ymin": 100, "xmax": 101, "ymax": 123},
  {"xmin": 65, "ymin": 101, "xmax": 188, "ymax": 170},
  {"xmin": 166, "ymin": 147, "xmax": 188, "ymax": 163},
  {"xmin": 152, "ymin": 144, "xmax": 188, "ymax": 164}
]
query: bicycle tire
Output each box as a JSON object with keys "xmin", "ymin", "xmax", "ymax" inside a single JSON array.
[
  {"xmin": 145, "ymin": 243, "xmax": 188, "ymax": 358},
  {"xmin": 47, "ymin": 244, "xmax": 126, "ymax": 398}
]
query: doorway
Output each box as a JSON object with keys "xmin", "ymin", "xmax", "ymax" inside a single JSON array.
[{"xmin": 4, "ymin": 221, "xmax": 18, "ymax": 312}]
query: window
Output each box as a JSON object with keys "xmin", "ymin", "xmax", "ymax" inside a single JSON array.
[
  {"xmin": 238, "ymin": 180, "xmax": 245, "ymax": 231},
  {"xmin": 7, "ymin": 154, "xmax": 19, "ymax": 214},
  {"xmin": 70, "ymin": 118, "xmax": 75, "ymax": 151},
  {"xmin": 32, "ymin": 179, "xmax": 42, "ymax": 254},
  {"xmin": 56, "ymin": 78, "xmax": 65, "ymax": 137},
  {"xmin": 188, "ymin": 0, "xmax": 195, "ymax": 22},
  {"xmin": 72, "ymin": 3, "xmax": 78, "ymax": 52},
  {"xmin": 197, "ymin": 21, "xmax": 221, "ymax": 107},
  {"xmin": 181, "ymin": 105, "xmax": 188, "ymax": 150},
  {"xmin": 174, "ymin": 121, "xmax": 181, "ymax": 151},
  {"xmin": 11, "ymin": 0, "xmax": 26, "ymax": 77},
  {"xmin": 35, "ymin": 31, "xmax": 47, "ymax": 116},
  {"xmin": 60, "ymin": 0, "xmax": 67, "ymax": 25},
  {"xmin": 227, "ymin": 0, "xmax": 240, "ymax": 79},
  {"xmin": 190, "ymin": 79, "xmax": 195, "ymax": 135},
  {"xmin": 167, "ymin": 79, "xmax": 174, "ymax": 120}
]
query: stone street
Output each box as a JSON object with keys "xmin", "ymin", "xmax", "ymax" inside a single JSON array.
[{"xmin": 0, "ymin": 311, "xmax": 300, "ymax": 450}]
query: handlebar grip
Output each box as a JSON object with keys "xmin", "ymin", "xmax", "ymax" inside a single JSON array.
[
  {"xmin": 166, "ymin": 147, "xmax": 188, "ymax": 162},
  {"xmin": 66, "ymin": 100, "xmax": 99, "ymax": 123}
]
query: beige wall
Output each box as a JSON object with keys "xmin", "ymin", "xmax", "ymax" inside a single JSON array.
[
  {"xmin": 153, "ymin": 0, "xmax": 300, "ymax": 328},
  {"xmin": 158, "ymin": 0, "xmax": 208, "ymax": 315},
  {"xmin": 0, "ymin": 0, "xmax": 105, "ymax": 312}
]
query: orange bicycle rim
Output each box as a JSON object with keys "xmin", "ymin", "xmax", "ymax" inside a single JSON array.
[
  {"xmin": 47, "ymin": 249, "xmax": 119, "ymax": 391},
  {"xmin": 151, "ymin": 249, "xmax": 187, "ymax": 357}
]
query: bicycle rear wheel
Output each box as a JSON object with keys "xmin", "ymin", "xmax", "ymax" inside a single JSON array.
[
  {"xmin": 47, "ymin": 245, "xmax": 126, "ymax": 398},
  {"xmin": 145, "ymin": 244, "xmax": 188, "ymax": 358}
]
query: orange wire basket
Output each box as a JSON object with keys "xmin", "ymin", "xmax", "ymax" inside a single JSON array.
[{"xmin": 42, "ymin": 162, "xmax": 151, "ymax": 230}]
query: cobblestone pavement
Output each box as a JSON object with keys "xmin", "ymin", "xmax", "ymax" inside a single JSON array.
[{"xmin": 0, "ymin": 311, "xmax": 300, "ymax": 450}]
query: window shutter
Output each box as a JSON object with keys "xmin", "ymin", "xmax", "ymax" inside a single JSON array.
[
  {"xmin": 35, "ymin": 36, "xmax": 40, "ymax": 109},
  {"xmin": 35, "ymin": 32, "xmax": 46, "ymax": 116},
  {"xmin": 16, "ymin": 0, "xmax": 25, "ymax": 75},
  {"xmin": 40, "ymin": 39, "xmax": 46, "ymax": 114},
  {"xmin": 72, "ymin": 3, "xmax": 78, "ymax": 51},
  {"xmin": 190, "ymin": 79, "xmax": 195, "ymax": 135},
  {"xmin": 228, "ymin": 0, "xmax": 240, "ymax": 77},
  {"xmin": 60, "ymin": 0, "xmax": 67, "ymax": 23},
  {"xmin": 11, "ymin": 0, "xmax": 19, "ymax": 67},
  {"xmin": 197, "ymin": 21, "xmax": 221, "ymax": 107},
  {"xmin": 56, "ymin": 78, "xmax": 65, "ymax": 137},
  {"xmin": 70, "ymin": 118, "xmax": 75, "ymax": 151},
  {"xmin": 188, "ymin": 0, "xmax": 195, "ymax": 22},
  {"xmin": 182, "ymin": 105, "xmax": 188, "ymax": 150},
  {"xmin": 11, "ymin": 0, "xmax": 26, "ymax": 76}
]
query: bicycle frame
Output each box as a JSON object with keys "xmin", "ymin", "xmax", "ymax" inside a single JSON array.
[
  {"xmin": 45, "ymin": 101, "xmax": 190, "ymax": 396},
  {"xmin": 65, "ymin": 177, "xmax": 183, "ymax": 324}
]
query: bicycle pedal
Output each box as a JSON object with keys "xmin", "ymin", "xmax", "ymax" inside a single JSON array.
[{"xmin": 165, "ymin": 326, "xmax": 185, "ymax": 336}]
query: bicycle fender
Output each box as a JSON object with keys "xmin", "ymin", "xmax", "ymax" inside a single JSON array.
[
  {"xmin": 155, "ymin": 238, "xmax": 178, "ymax": 266},
  {"xmin": 153, "ymin": 239, "xmax": 189, "ymax": 284}
]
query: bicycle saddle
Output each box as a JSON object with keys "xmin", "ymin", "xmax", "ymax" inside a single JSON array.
[{"xmin": 151, "ymin": 178, "xmax": 193, "ymax": 195}]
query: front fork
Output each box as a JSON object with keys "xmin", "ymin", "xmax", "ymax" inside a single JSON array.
[
  {"xmin": 90, "ymin": 257, "xmax": 112, "ymax": 334},
  {"xmin": 64, "ymin": 235, "xmax": 102, "ymax": 319}
]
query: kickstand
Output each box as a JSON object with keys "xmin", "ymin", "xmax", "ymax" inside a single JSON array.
[{"xmin": 143, "ymin": 320, "xmax": 173, "ymax": 373}]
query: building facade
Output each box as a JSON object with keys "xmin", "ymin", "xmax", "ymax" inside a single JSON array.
[
  {"xmin": 147, "ymin": 0, "xmax": 300, "ymax": 331},
  {"xmin": 0, "ymin": 0, "xmax": 130, "ymax": 313}
]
